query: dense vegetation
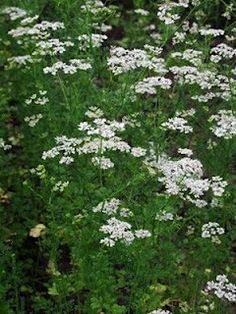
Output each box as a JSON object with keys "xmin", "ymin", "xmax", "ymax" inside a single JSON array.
[{"xmin": 0, "ymin": 1, "xmax": 235, "ymax": 313}]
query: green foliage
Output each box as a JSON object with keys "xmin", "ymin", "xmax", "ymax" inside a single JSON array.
[{"xmin": 0, "ymin": 0, "xmax": 235, "ymax": 313}]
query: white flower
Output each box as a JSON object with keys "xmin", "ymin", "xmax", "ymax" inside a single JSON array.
[
  {"xmin": 131, "ymin": 147, "xmax": 146, "ymax": 157},
  {"xmin": 100, "ymin": 237, "xmax": 115, "ymax": 247},
  {"xmin": 8, "ymin": 21, "xmax": 65, "ymax": 39},
  {"xmin": 222, "ymin": 4, "xmax": 234, "ymax": 20},
  {"xmin": 24, "ymin": 114, "xmax": 43, "ymax": 127},
  {"xmin": 8, "ymin": 55, "xmax": 34, "ymax": 66},
  {"xmin": 8, "ymin": 21, "xmax": 64, "ymax": 43},
  {"xmin": 134, "ymin": 9, "xmax": 149, "ymax": 16},
  {"xmin": 92, "ymin": 198, "xmax": 121, "ymax": 215},
  {"xmin": 211, "ymin": 176, "xmax": 227, "ymax": 197},
  {"xmin": 93, "ymin": 199, "xmax": 151, "ymax": 246},
  {"xmin": 91, "ymin": 156, "xmax": 114, "ymax": 169},
  {"xmin": 2, "ymin": 6, "xmax": 27, "ymax": 20},
  {"xmin": 161, "ymin": 117, "xmax": 193, "ymax": 133},
  {"xmin": 157, "ymin": 1, "xmax": 185, "ymax": 25},
  {"xmin": 35, "ymin": 38, "xmax": 74, "ymax": 56},
  {"xmin": 201, "ymin": 222, "xmax": 225, "ymax": 243},
  {"xmin": 29, "ymin": 224, "xmax": 46, "ymax": 238},
  {"xmin": 134, "ymin": 76, "xmax": 172, "ymax": 94},
  {"xmin": 43, "ymin": 109, "xmax": 146, "ymax": 169},
  {"xmin": 156, "ymin": 211, "xmax": 174, "ymax": 221},
  {"xmin": 99, "ymin": 217, "xmax": 135, "ymax": 245},
  {"xmin": 81, "ymin": 0, "xmax": 112, "ymax": 15},
  {"xmin": 145, "ymin": 150, "xmax": 226, "ymax": 207},
  {"xmin": 170, "ymin": 66, "xmax": 224, "ymax": 91},
  {"xmin": 178, "ymin": 148, "xmax": 193, "ymax": 157},
  {"xmin": 120, "ymin": 207, "xmax": 133, "ymax": 217},
  {"xmin": 77, "ymin": 33, "xmax": 107, "ymax": 50},
  {"xmin": 161, "ymin": 109, "xmax": 196, "ymax": 133},
  {"xmin": 172, "ymin": 31, "xmax": 186, "ymax": 45},
  {"xmin": 0, "ymin": 138, "xmax": 12, "ymax": 151},
  {"xmin": 93, "ymin": 22, "xmax": 112, "ymax": 33},
  {"xmin": 206, "ymin": 275, "xmax": 236, "ymax": 302},
  {"xmin": 99, "ymin": 217, "xmax": 151, "ymax": 246},
  {"xmin": 43, "ymin": 59, "xmax": 92, "ymax": 75},
  {"xmin": 134, "ymin": 229, "xmax": 151, "ymax": 238},
  {"xmin": 209, "ymin": 110, "xmax": 236, "ymax": 139},
  {"xmin": 59, "ymin": 156, "xmax": 74, "ymax": 165},
  {"xmin": 52, "ymin": 181, "xmax": 69, "ymax": 192},
  {"xmin": 210, "ymin": 43, "xmax": 236, "ymax": 62},
  {"xmin": 25, "ymin": 90, "xmax": 48, "ymax": 106},
  {"xmin": 199, "ymin": 28, "xmax": 224, "ymax": 37},
  {"xmin": 85, "ymin": 106, "xmax": 104, "ymax": 119},
  {"xmin": 148, "ymin": 309, "xmax": 172, "ymax": 314},
  {"xmin": 20, "ymin": 15, "xmax": 39, "ymax": 26},
  {"xmin": 108, "ymin": 46, "xmax": 167, "ymax": 75},
  {"xmin": 171, "ymin": 49, "xmax": 203, "ymax": 66}
]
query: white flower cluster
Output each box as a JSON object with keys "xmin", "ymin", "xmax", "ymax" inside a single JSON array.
[
  {"xmin": 108, "ymin": 46, "xmax": 167, "ymax": 75},
  {"xmin": 1, "ymin": 6, "xmax": 27, "ymax": 21},
  {"xmin": 210, "ymin": 43, "xmax": 236, "ymax": 62},
  {"xmin": 43, "ymin": 59, "xmax": 92, "ymax": 75},
  {"xmin": 150, "ymin": 32, "xmax": 162, "ymax": 42},
  {"xmin": 158, "ymin": 155, "xmax": 227, "ymax": 207},
  {"xmin": 145, "ymin": 150, "xmax": 227, "ymax": 208},
  {"xmin": 93, "ymin": 199, "xmax": 151, "ymax": 247},
  {"xmin": 186, "ymin": 225, "xmax": 195, "ymax": 235},
  {"xmin": 6, "ymin": 8, "xmax": 72, "ymax": 69},
  {"xmin": 171, "ymin": 49, "xmax": 203, "ymax": 66},
  {"xmin": 210, "ymin": 176, "xmax": 228, "ymax": 197},
  {"xmin": 156, "ymin": 211, "xmax": 174, "ymax": 221},
  {"xmin": 199, "ymin": 28, "xmax": 224, "ymax": 37},
  {"xmin": 52, "ymin": 181, "xmax": 69, "ymax": 192},
  {"xmin": 92, "ymin": 198, "xmax": 132, "ymax": 217},
  {"xmin": 34, "ymin": 38, "xmax": 74, "ymax": 56},
  {"xmin": 0, "ymin": 138, "xmax": 12, "ymax": 151},
  {"xmin": 42, "ymin": 136, "xmax": 81, "ymax": 164},
  {"xmin": 157, "ymin": 0, "xmax": 190, "ymax": 25},
  {"xmin": 5, "ymin": 7, "xmax": 81, "ymax": 76},
  {"xmin": 171, "ymin": 65, "xmax": 233, "ymax": 101},
  {"xmin": 182, "ymin": 20, "xmax": 199, "ymax": 34},
  {"xmin": 201, "ymin": 222, "xmax": 225, "ymax": 244},
  {"xmin": 144, "ymin": 44, "xmax": 163, "ymax": 56},
  {"xmin": 134, "ymin": 9, "xmax": 150, "ymax": 16},
  {"xmin": 77, "ymin": 33, "xmax": 107, "ymax": 50},
  {"xmin": 91, "ymin": 156, "xmax": 114, "ymax": 170},
  {"xmin": 8, "ymin": 21, "xmax": 65, "ymax": 40},
  {"xmin": 170, "ymin": 66, "xmax": 215, "ymax": 89},
  {"xmin": 222, "ymin": 4, "xmax": 234, "ymax": 20},
  {"xmin": 92, "ymin": 23, "xmax": 112, "ymax": 33},
  {"xmin": 42, "ymin": 107, "xmax": 146, "ymax": 168},
  {"xmin": 192, "ymin": 91, "xmax": 229, "ymax": 103},
  {"xmin": 172, "ymin": 31, "xmax": 187, "ymax": 45},
  {"xmin": 30, "ymin": 164, "xmax": 46, "ymax": 179},
  {"xmin": 100, "ymin": 218, "xmax": 151, "ymax": 247},
  {"xmin": 100, "ymin": 218, "xmax": 135, "ymax": 246},
  {"xmin": 121, "ymin": 113, "xmax": 141, "ymax": 128},
  {"xmin": 24, "ymin": 114, "xmax": 43, "ymax": 127},
  {"xmin": 148, "ymin": 309, "xmax": 172, "ymax": 314},
  {"xmin": 20, "ymin": 15, "xmax": 39, "ymax": 26},
  {"xmin": 161, "ymin": 109, "xmax": 195, "ymax": 134},
  {"xmin": 178, "ymin": 148, "xmax": 193, "ymax": 157},
  {"xmin": 209, "ymin": 110, "xmax": 236, "ymax": 139},
  {"xmin": 81, "ymin": 0, "xmax": 112, "ymax": 15},
  {"xmin": 7, "ymin": 55, "xmax": 34, "ymax": 66},
  {"xmin": 134, "ymin": 76, "xmax": 172, "ymax": 94},
  {"xmin": 206, "ymin": 275, "xmax": 236, "ymax": 302},
  {"xmin": 25, "ymin": 90, "xmax": 48, "ymax": 106}
]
